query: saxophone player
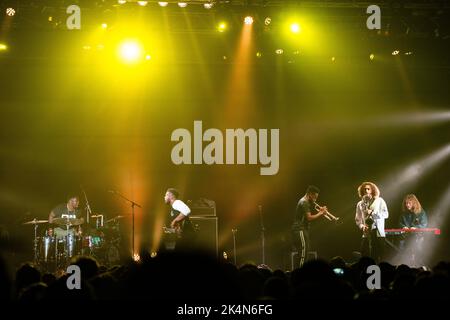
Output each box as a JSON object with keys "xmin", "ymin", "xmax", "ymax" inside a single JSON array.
[{"xmin": 355, "ymin": 182, "xmax": 389, "ymax": 263}]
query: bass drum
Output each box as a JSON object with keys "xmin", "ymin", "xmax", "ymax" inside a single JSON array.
[{"xmin": 104, "ymin": 244, "xmax": 121, "ymax": 267}]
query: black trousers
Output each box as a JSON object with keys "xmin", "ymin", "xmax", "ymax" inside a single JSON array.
[
  {"xmin": 360, "ymin": 229, "xmax": 385, "ymax": 262},
  {"xmin": 292, "ymin": 229, "xmax": 310, "ymax": 268}
]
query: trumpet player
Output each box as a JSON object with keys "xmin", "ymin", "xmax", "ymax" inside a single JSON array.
[
  {"xmin": 355, "ymin": 181, "xmax": 389, "ymax": 263},
  {"xmin": 292, "ymin": 185, "xmax": 327, "ymax": 268}
]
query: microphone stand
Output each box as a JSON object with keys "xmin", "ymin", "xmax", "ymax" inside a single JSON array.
[
  {"xmin": 81, "ymin": 185, "xmax": 92, "ymax": 226},
  {"xmin": 259, "ymin": 205, "xmax": 265, "ymax": 265},
  {"xmin": 232, "ymin": 228, "xmax": 237, "ymax": 265},
  {"xmin": 110, "ymin": 190, "xmax": 141, "ymax": 257}
]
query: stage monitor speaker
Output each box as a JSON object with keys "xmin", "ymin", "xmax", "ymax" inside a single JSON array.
[{"xmin": 190, "ymin": 216, "xmax": 218, "ymax": 258}]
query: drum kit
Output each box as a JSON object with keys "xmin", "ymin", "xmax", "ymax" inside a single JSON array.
[{"xmin": 23, "ymin": 214, "xmax": 124, "ymax": 271}]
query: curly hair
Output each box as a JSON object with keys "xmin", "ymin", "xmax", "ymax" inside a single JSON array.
[
  {"xmin": 402, "ymin": 194, "xmax": 422, "ymax": 214},
  {"xmin": 357, "ymin": 182, "xmax": 380, "ymax": 198}
]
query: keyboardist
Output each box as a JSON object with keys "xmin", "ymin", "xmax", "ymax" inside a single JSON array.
[{"xmin": 399, "ymin": 194, "xmax": 428, "ymax": 266}]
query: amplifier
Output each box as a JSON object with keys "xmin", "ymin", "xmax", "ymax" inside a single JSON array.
[
  {"xmin": 190, "ymin": 216, "xmax": 218, "ymax": 258},
  {"xmin": 189, "ymin": 206, "xmax": 216, "ymax": 217}
]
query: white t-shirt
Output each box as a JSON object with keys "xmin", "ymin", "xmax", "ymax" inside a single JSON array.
[{"xmin": 172, "ymin": 199, "xmax": 191, "ymax": 216}]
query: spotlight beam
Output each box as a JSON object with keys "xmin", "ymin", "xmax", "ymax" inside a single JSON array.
[{"xmin": 381, "ymin": 143, "xmax": 450, "ymax": 201}]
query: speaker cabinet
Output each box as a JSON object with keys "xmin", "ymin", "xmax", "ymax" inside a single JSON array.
[{"xmin": 190, "ymin": 216, "xmax": 218, "ymax": 258}]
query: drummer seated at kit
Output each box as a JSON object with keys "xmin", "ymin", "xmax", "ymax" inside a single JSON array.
[{"xmin": 48, "ymin": 195, "xmax": 84, "ymax": 239}]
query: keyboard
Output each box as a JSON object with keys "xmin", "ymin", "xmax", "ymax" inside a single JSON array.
[{"xmin": 385, "ymin": 228, "xmax": 441, "ymax": 235}]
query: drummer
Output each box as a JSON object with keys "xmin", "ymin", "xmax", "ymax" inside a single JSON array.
[{"xmin": 48, "ymin": 194, "xmax": 84, "ymax": 239}]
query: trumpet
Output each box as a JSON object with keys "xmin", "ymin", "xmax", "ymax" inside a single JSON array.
[{"xmin": 314, "ymin": 202, "xmax": 340, "ymax": 222}]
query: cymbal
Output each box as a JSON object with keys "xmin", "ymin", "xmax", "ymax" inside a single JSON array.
[
  {"xmin": 52, "ymin": 217, "xmax": 83, "ymax": 226},
  {"xmin": 105, "ymin": 215, "xmax": 125, "ymax": 224},
  {"xmin": 23, "ymin": 219, "xmax": 48, "ymax": 225}
]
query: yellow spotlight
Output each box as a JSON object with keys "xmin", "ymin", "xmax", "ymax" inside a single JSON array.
[
  {"xmin": 0, "ymin": 43, "xmax": 8, "ymax": 51},
  {"xmin": 217, "ymin": 22, "xmax": 227, "ymax": 32},
  {"xmin": 290, "ymin": 23, "xmax": 301, "ymax": 34},
  {"xmin": 392, "ymin": 50, "xmax": 400, "ymax": 55},
  {"xmin": 101, "ymin": 23, "xmax": 108, "ymax": 29},
  {"xmin": 178, "ymin": 2, "xmax": 188, "ymax": 8},
  {"xmin": 150, "ymin": 252, "xmax": 157, "ymax": 258},
  {"xmin": 204, "ymin": 3, "xmax": 213, "ymax": 9},
  {"xmin": 137, "ymin": 1, "xmax": 148, "ymax": 6},
  {"xmin": 48, "ymin": 16, "xmax": 53, "ymax": 22},
  {"xmin": 369, "ymin": 53, "xmax": 375, "ymax": 60},
  {"xmin": 244, "ymin": 16, "xmax": 254, "ymax": 25},
  {"xmin": 264, "ymin": 17, "xmax": 271, "ymax": 26},
  {"xmin": 331, "ymin": 56, "xmax": 336, "ymax": 62},
  {"xmin": 405, "ymin": 51, "xmax": 413, "ymax": 56},
  {"xmin": 118, "ymin": 0, "xmax": 127, "ymax": 4},
  {"xmin": 158, "ymin": 1, "xmax": 168, "ymax": 6},
  {"xmin": 133, "ymin": 253, "xmax": 141, "ymax": 262},
  {"xmin": 118, "ymin": 41, "xmax": 142, "ymax": 63},
  {"xmin": 145, "ymin": 54, "xmax": 151, "ymax": 60},
  {"xmin": 275, "ymin": 49, "xmax": 284, "ymax": 55},
  {"xmin": 256, "ymin": 52, "xmax": 262, "ymax": 58},
  {"xmin": 6, "ymin": 8, "xmax": 16, "ymax": 17}
]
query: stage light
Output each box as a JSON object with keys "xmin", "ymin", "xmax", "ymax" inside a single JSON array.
[
  {"xmin": 290, "ymin": 23, "xmax": 301, "ymax": 34},
  {"xmin": 244, "ymin": 16, "xmax": 254, "ymax": 25},
  {"xmin": 331, "ymin": 56, "xmax": 336, "ymax": 62},
  {"xmin": 118, "ymin": 0, "xmax": 127, "ymax": 4},
  {"xmin": 0, "ymin": 43, "xmax": 7, "ymax": 51},
  {"xmin": 137, "ymin": 1, "xmax": 148, "ymax": 6},
  {"xmin": 133, "ymin": 253, "xmax": 141, "ymax": 262},
  {"xmin": 264, "ymin": 17, "xmax": 271, "ymax": 26},
  {"xmin": 101, "ymin": 23, "xmax": 108, "ymax": 29},
  {"xmin": 217, "ymin": 22, "xmax": 227, "ymax": 32},
  {"xmin": 48, "ymin": 16, "xmax": 53, "ymax": 22},
  {"xmin": 204, "ymin": 3, "xmax": 213, "ymax": 9},
  {"xmin": 256, "ymin": 52, "xmax": 262, "ymax": 58},
  {"xmin": 405, "ymin": 51, "xmax": 413, "ymax": 55},
  {"xmin": 392, "ymin": 50, "xmax": 400, "ymax": 55},
  {"xmin": 6, "ymin": 8, "xmax": 16, "ymax": 16},
  {"xmin": 150, "ymin": 252, "xmax": 157, "ymax": 258},
  {"xmin": 158, "ymin": 1, "xmax": 168, "ymax": 6},
  {"xmin": 82, "ymin": 45, "xmax": 91, "ymax": 50},
  {"xmin": 370, "ymin": 53, "xmax": 375, "ymax": 60},
  {"xmin": 275, "ymin": 49, "xmax": 284, "ymax": 55},
  {"xmin": 118, "ymin": 41, "xmax": 142, "ymax": 63},
  {"xmin": 178, "ymin": 2, "xmax": 187, "ymax": 8},
  {"xmin": 145, "ymin": 54, "xmax": 151, "ymax": 60}
]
